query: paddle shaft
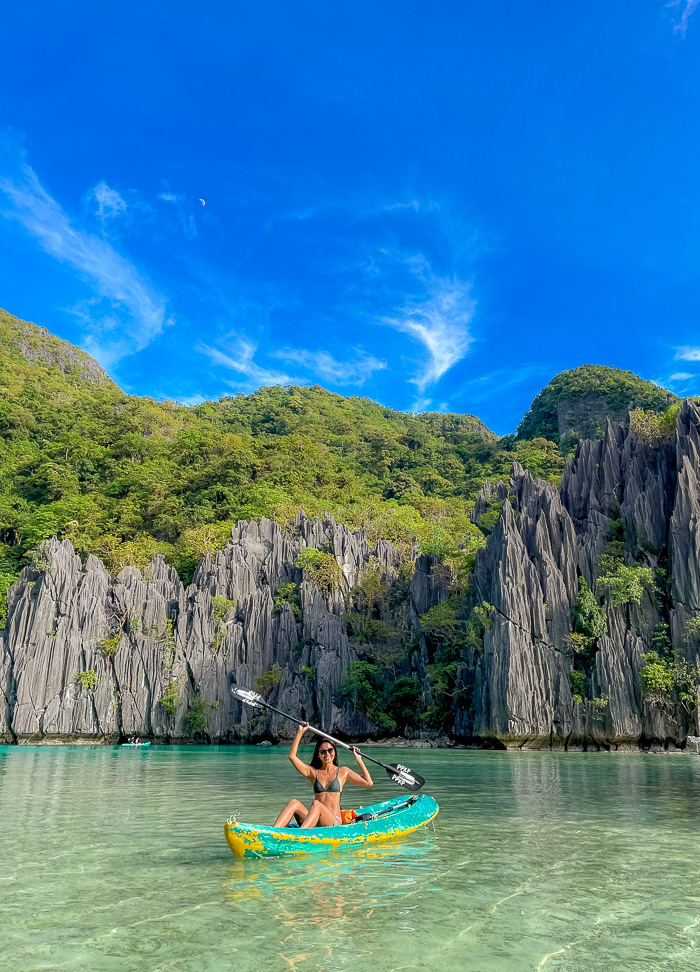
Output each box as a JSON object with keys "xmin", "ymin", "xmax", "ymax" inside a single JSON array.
[{"xmin": 245, "ymin": 695, "xmax": 405, "ymax": 777}]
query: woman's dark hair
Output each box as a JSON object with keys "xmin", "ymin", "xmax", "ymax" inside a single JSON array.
[{"xmin": 310, "ymin": 737, "xmax": 338, "ymax": 768}]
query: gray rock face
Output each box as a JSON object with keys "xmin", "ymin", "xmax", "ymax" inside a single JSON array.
[
  {"xmin": 458, "ymin": 403, "xmax": 700, "ymax": 750},
  {"xmin": 3, "ymin": 310, "xmax": 112, "ymax": 385},
  {"xmin": 0, "ymin": 514, "xmax": 421, "ymax": 744},
  {"xmin": 3, "ymin": 404, "xmax": 700, "ymax": 750}
]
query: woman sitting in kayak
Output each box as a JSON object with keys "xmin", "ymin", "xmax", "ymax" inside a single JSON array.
[{"xmin": 274, "ymin": 721, "xmax": 373, "ymax": 828}]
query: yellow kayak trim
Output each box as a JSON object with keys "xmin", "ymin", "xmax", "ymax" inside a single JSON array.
[{"xmin": 224, "ymin": 794, "xmax": 439, "ymax": 858}]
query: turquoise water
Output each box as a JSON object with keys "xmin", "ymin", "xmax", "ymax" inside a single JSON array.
[{"xmin": 2, "ymin": 746, "xmax": 700, "ymax": 972}]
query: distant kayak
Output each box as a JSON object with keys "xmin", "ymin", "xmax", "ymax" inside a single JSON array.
[
  {"xmin": 224, "ymin": 793, "xmax": 439, "ymax": 858},
  {"xmin": 120, "ymin": 742, "xmax": 151, "ymax": 747}
]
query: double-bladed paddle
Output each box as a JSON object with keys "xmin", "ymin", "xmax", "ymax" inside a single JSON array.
[{"xmin": 231, "ymin": 684, "xmax": 426, "ymax": 792}]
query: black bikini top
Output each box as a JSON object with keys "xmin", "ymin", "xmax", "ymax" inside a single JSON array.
[{"xmin": 313, "ymin": 767, "xmax": 341, "ymax": 792}]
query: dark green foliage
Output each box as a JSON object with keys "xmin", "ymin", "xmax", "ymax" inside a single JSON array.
[
  {"xmin": 160, "ymin": 618, "xmax": 176, "ymax": 669},
  {"xmin": 0, "ymin": 573, "xmax": 17, "ymax": 629},
  {"xmin": 651, "ymin": 623, "xmax": 671, "ymax": 654},
  {"xmin": 273, "ymin": 583, "xmax": 301, "ymax": 619},
  {"xmin": 340, "ymin": 662, "xmax": 422, "ymax": 733},
  {"xmin": 597, "ymin": 541, "xmax": 625, "ymax": 577},
  {"xmin": 570, "ymin": 669, "xmax": 587, "ymax": 702},
  {"xmin": 517, "ymin": 365, "xmax": 676, "ymax": 443},
  {"xmin": 640, "ymin": 650, "xmax": 700, "ymax": 712},
  {"xmin": 183, "ymin": 695, "xmax": 218, "ymax": 735},
  {"xmin": 640, "ymin": 652, "xmax": 677, "ymax": 698},
  {"xmin": 419, "ymin": 596, "xmax": 470, "ymax": 728},
  {"xmin": 385, "ymin": 678, "xmax": 423, "ymax": 732},
  {"xmin": 159, "ymin": 680, "xmax": 180, "ymax": 716},
  {"xmin": 98, "ymin": 635, "xmax": 121, "ymax": 661},
  {"xmin": 75, "ymin": 669, "xmax": 98, "ymax": 691},
  {"xmin": 598, "ymin": 563, "xmax": 655, "ymax": 606},
  {"xmin": 343, "ymin": 611, "xmax": 396, "ymax": 643},
  {"xmin": 464, "ymin": 601, "xmax": 495, "ymax": 651},
  {"xmin": 420, "ymin": 596, "xmax": 465, "ymax": 645},
  {"xmin": 478, "ymin": 498, "xmax": 504, "ymax": 534},
  {"xmin": 594, "ymin": 541, "xmax": 656, "ymax": 606},
  {"xmin": 607, "ymin": 518, "xmax": 624, "ymax": 541},
  {"xmin": 573, "ymin": 577, "xmax": 607, "ymax": 641},
  {"xmin": 340, "ymin": 660, "xmax": 396, "ymax": 731},
  {"xmin": 254, "ymin": 664, "xmax": 283, "ymax": 696},
  {"xmin": 295, "ymin": 548, "xmax": 342, "ymax": 595},
  {"xmin": 212, "ymin": 596, "xmax": 236, "ymax": 622},
  {"xmin": 294, "ymin": 637, "xmax": 319, "ymax": 653}
]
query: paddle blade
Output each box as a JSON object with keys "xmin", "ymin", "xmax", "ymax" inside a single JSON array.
[
  {"xmin": 384, "ymin": 763, "xmax": 425, "ymax": 792},
  {"xmin": 231, "ymin": 685, "xmax": 264, "ymax": 709}
]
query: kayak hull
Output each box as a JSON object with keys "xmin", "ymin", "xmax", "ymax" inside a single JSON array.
[
  {"xmin": 120, "ymin": 742, "xmax": 151, "ymax": 747},
  {"xmin": 224, "ymin": 794, "xmax": 439, "ymax": 858}
]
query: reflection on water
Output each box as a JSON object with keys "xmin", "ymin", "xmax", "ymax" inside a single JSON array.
[{"xmin": 1, "ymin": 745, "xmax": 700, "ymax": 971}]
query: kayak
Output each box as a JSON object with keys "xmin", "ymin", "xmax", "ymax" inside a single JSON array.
[
  {"xmin": 121, "ymin": 742, "xmax": 151, "ymax": 747},
  {"xmin": 224, "ymin": 793, "xmax": 439, "ymax": 859}
]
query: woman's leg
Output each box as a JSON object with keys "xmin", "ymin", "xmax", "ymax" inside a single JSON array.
[
  {"xmin": 274, "ymin": 799, "xmax": 309, "ymax": 827},
  {"xmin": 299, "ymin": 801, "xmax": 342, "ymax": 829}
]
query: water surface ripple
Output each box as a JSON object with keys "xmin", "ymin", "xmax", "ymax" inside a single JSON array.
[{"xmin": 2, "ymin": 745, "xmax": 700, "ymax": 971}]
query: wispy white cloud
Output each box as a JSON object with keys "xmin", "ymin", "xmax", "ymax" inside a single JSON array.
[
  {"xmin": 668, "ymin": 0, "xmax": 699, "ymax": 35},
  {"xmin": 657, "ymin": 370, "xmax": 699, "ymax": 394},
  {"xmin": 92, "ymin": 181, "xmax": 127, "ymax": 221},
  {"xmin": 273, "ymin": 347, "xmax": 386, "ymax": 386},
  {"xmin": 0, "ymin": 139, "xmax": 169, "ymax": 367},
  {"xmin": 175, "ymin": 392, "xmax": 208, "ymax": 407},
  {"xmin": 382, "ymin": 266, "xmax": 476, "ymax": 392},
  {"xmin": 197, "ymin": 340, "xmax": 293, "ymax": 390},
  {"xmin": 675, "ymin": 346, "xmax": 700, "ymax": 361},
  {"xmin": 158, "ymin": 189, "xmax": 197, "ymax": 239},
  {"xmin": 409, "ymin": 396, "xmax": 432, "ymax": 413},
  {"xmin": 453, "ymin": 364, "xmax": 551, "ymax": 407}
]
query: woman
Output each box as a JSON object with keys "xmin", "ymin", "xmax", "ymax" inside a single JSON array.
[{"xmin": 274, "ymin": 721, "xmax": 373, "ymax": 828}]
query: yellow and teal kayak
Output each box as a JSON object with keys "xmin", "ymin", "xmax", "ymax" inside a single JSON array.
[{"xmin": 224, "ymin": 794, "xmax": 439, "ymax": 858}]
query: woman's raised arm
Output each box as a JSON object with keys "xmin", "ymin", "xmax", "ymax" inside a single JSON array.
[
  {"xmin": 343, "ymin": 746, "xmax": 373, "ymax": 787},
  {"xmin": 288, "ymin": 722, "xmax": 313, "ymax": 779}
]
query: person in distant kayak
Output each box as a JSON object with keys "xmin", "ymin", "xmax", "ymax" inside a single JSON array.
[{"xmin": 274, "ymin": 721, "xmax": 373, "ymax": 828}]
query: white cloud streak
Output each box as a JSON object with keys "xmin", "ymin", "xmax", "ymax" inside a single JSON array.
[
  {"xmin": 669, "ymin": 0, "xmax": 699, "ymax": 35},
  {"xmin": 382, "ymin": 270, "xmax": 476, "ymax": 392},
  {"xmin": 676, "ymin": 346, "xmax": 700, "ymax": 361},
  {"xmin": 197, "ymin": 340, "xmax": 293, "ymax": 390},
  {"xmin": 158, "ymin": 190, "xmax": 197, "ymax": 239},
  {"xmin": 273, "ymin": 347, "xmax": 386, "ymax": 386},
  {"xmin": 92, "ymin": 181, "xmax": 127, "ymax": 220},
  {"xmin": 0, "ymin": 148, "xmax": 169, "ymax": 367}
]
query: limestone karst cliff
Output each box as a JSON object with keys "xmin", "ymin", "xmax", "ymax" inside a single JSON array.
[{"xmin": 2, "ymin": 403, "xmax": 700, "ymax": 750}]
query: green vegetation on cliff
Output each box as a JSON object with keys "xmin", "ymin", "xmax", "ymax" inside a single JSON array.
[
  {"xmin": 516, "ymin": 365, "xmax": 676, "ymax": 447},
  {"xmin": 0, "ymin": 309, "xmax": 565, "ymax": 595}
]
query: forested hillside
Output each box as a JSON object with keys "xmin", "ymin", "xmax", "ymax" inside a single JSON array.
[
  {"xmin": 0, "ymin": 308, "xmax": 565, "ymax": 613},
  {"xmin": 517, "ymin": 364, "xmax": 677, "ymax": 448}
]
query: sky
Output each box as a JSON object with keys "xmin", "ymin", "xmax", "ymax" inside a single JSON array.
[{"xmin": 0, "ymin": 1, "xmax": 699, "ymax": 434}]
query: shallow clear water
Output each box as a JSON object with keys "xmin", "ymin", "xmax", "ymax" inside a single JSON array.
[{"xmin": 2, "ymin": 745, "xmax": 700, "ymax": 972}]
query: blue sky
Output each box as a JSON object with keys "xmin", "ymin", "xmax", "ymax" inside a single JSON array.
[{"xmin": 1, "ymin": 1, "xmax": 699, "ymax": 434}]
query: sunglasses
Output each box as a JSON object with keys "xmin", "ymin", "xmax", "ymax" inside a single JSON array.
[{"xmin": 319, "ymin": 747, "xmax": 335, "ymax": 755}]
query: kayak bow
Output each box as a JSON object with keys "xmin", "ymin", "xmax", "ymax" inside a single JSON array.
[{"xmin": 224, "ymin": 793, "xmax": 439, "ymax": 858}]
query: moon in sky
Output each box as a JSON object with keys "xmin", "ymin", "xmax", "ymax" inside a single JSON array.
[{"xmin": 198, "ymin": 198, "xmax": 206, "ymax": 206}]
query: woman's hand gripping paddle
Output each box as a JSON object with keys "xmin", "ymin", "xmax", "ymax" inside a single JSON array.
[{"xmin": 231, "ymin": 685, "xmax": 426, "ymax": 792}]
